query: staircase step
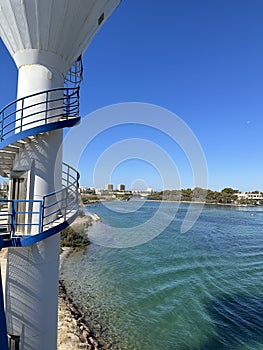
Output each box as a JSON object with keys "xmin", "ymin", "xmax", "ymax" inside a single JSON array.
[
  {"xmin": 0, "ymin": 152, "xmax": 15, "ymax": 158},
  {"xmin": 1, "ymin": 145, "xmax": 19, "ymax": 152},
  {"xmin": 12, "ymin": 140, "xmax": 27, "ymax": 147},
  {"xmin": 0, "ymin": 162, "xmax": 13, "ymax": 166}
]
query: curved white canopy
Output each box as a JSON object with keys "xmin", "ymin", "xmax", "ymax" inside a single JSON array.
[{"xmin": 0, "ymin": 0, "xmax": 121, "ymax": 74}]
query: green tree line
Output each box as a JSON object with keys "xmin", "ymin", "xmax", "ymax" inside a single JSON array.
[{"xmin": 147, "ymin": 187, "xmax": 263, "ymax": 205}]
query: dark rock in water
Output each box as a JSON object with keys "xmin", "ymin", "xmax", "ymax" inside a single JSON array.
[{"xmin": 89, "ymin": 336, "xmax": 99, "ymax": 349}]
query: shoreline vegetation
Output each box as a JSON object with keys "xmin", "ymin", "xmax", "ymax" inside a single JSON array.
[
  {"xmin": 80, "ymin": 187, "xmax": 263, "ymax": 207},
  {"xmin": 146, "ymin": 187, "xmax": 263, "ymax": 206},
  {"xmin": 60, "ymin": 210, "xmax": 91, "ymax": 251}
]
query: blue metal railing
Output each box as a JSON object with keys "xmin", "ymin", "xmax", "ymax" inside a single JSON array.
[
  {"xmin": 0, "ymin": 199, "xmax": 42, "ymax": 236},
  {"xmin": 0, "ymin": 163, "xmax": 79, "ymax": 238},
  {"xmin": 11, "ymin": 200, "xmax": 43, "ymax": 235},
  {"xmin": 0, "ymin": 87, "xmax": 79, "ymax": 142},
  {"xmin": 64, "ymin": 56, "xmax": 83, "ymax": 90},
  {"xmin": 42, "ymin": 163, "xmax": 79, "ymax": 229}
]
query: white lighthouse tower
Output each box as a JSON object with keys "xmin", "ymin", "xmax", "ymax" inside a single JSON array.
[{"xmin": 0, "ymin": 1, "xmax": 121, "ymax": 349}]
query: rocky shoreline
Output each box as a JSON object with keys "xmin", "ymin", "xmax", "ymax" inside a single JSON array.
[
  {"xmin": 58, "ymin": 214, "xmax": 102, "ymax": 350},
  {"xmin": 58, "ymin": 278, "xmax": 100, "ymax": 350}
]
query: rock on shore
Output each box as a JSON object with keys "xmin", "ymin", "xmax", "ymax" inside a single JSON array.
[
  {"xmin": 58, "ymin": 279, "xmax": 100, "ymax": 350},
  {"xmin": 58, "ymin": 214, "xmax": 101, "ymax": 349}
]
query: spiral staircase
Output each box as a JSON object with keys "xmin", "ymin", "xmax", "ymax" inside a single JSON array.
[{"xmin": 0, "ymin": 58, "xmax": 82, "ymax": 250}]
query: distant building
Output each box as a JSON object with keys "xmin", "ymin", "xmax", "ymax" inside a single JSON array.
[
  {"xmin": 117, "ymin": 184, "xmax": 125, "ymax": 191},
  {"xmin": 236, "ymin": 192, "xmax": 263, "ymax": 200},
  {"xmin": 105, "ymin": 184, "xmax": 114, "ymax": 191},
  {"xmin": 79, "ymin": 186, "xmax": 95, "ymax": 195},
  {"xmin": 132, "ymin": 189, "xmax": 151, "ymax": 197}
]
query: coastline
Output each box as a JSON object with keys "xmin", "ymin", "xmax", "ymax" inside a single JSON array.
[
  {"xmin": 58, "ymin": 249, "xmax": 100, "ymax": 350},
  {"xmin": 145, "ymin": 199, "xmax": 258, "ymax": 207},
  {"xmin": 58, "ymin": 215, "xmax": 101, "ymax": 350},
  {"xmin": 85, "ymin": 198, "xmax": 258, "ymax": 207}
]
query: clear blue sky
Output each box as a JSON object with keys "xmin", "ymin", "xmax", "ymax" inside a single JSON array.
[{"xmin": 1, "ymin": 0, "xmax": 263, "ymax": 192}]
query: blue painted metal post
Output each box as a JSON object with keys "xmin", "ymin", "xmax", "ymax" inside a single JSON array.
[
  {"xmin": 0, "ymin": 263, "xmax": 8, "ymax": 350},
  {"xmin": 11, "ymin": 201, "xmax": 16, "ymax": 237},
  {"xmin": 0, "ymin": 111, "xmax": 3, "ymax": 141}
]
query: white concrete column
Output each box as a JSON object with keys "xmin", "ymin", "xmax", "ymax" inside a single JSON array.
[
  {"xmin": 16, "ymin": 64, "xmax": 64, "ymax": 131},
  {"xmin": 6, "ymin": 63, "xmax": 65, "ymax": 350},
  {"xmin": 5, "ymin": 235, "xmax": 60, "ymax": 350}
]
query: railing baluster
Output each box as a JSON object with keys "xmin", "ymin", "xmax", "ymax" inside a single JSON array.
[
  {"xmin": 66, "ymin": 89, "xmax": 70, "ymax": 118},
  {"xmin": 77, "ymin": 88, "xmax": 80, "ymax": 115},
  {"xmin": 0, "ymin": 112, "xmax": 3, "ymax": 141},
  {"xmin": 20, "ymin": 98, "xmax": 24, "ymax": 132},
  {"xmin": 38, "ymin": 201, "xmax": 43, "ymax": 234},
  {"xmin": 65, "ymin": 167, "xmax": 70, "ymax": 219},
  {"xmin": 11, "ymin": 201, "xmax": 16, "ymax": 237},
  {"xmin": 45, "ymin": 91, "xmax": 48, "ymax": 123}
]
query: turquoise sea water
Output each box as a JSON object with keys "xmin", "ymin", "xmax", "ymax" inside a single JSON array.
[{"xmin": 61, "ymin": 202, "xmax": 263, "ymax": 349}]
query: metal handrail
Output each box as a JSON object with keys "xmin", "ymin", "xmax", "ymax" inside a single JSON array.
[
  {"xmin": 0, "ymin": 87, "xmax": 79, "ymax": 141},
  {"xmin": 64, "ymin": 56, "xmax": 83, "ymax": 89},
  {"xmin": 0, "ymin": 162, "xmax": 79, "ymax": 237},
  {"xmin": 42, "ymin": 162, "xmax": 79, "ymax": 230},
  {"xmin": 0, "ymin": 199, "xmax": 42, "ymax": 236}
]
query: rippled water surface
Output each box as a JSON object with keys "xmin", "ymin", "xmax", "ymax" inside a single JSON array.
[{"xmin": 61, "ymin": 202, "xmax": 263, "ymax": 349}]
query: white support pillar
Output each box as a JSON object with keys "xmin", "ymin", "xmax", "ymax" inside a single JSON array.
[
  {"xmin": 6, "ymin": 63, "xmax": 64, "ymax": 350},
  {"xmin": 16, "ymin": 64, "xmax": 64, "ymax": 130},
  {"xmin": 5, "ymin": 235, "xmax": 60, "ymax": 350}
]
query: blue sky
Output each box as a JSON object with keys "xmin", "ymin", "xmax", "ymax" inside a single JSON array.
[{"xmin": 1, "ymin": 0, "xmax": 263, "ymax": 192}]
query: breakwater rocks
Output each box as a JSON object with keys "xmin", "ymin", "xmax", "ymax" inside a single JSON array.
[{"xmin": 58, "ymin": 279, "xmax": 100, "ymax": 350}]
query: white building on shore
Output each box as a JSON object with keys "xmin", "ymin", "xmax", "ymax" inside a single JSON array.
[{"xmin": 236, "ymin": 192, "xmax": 263, "ymax": 200}]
